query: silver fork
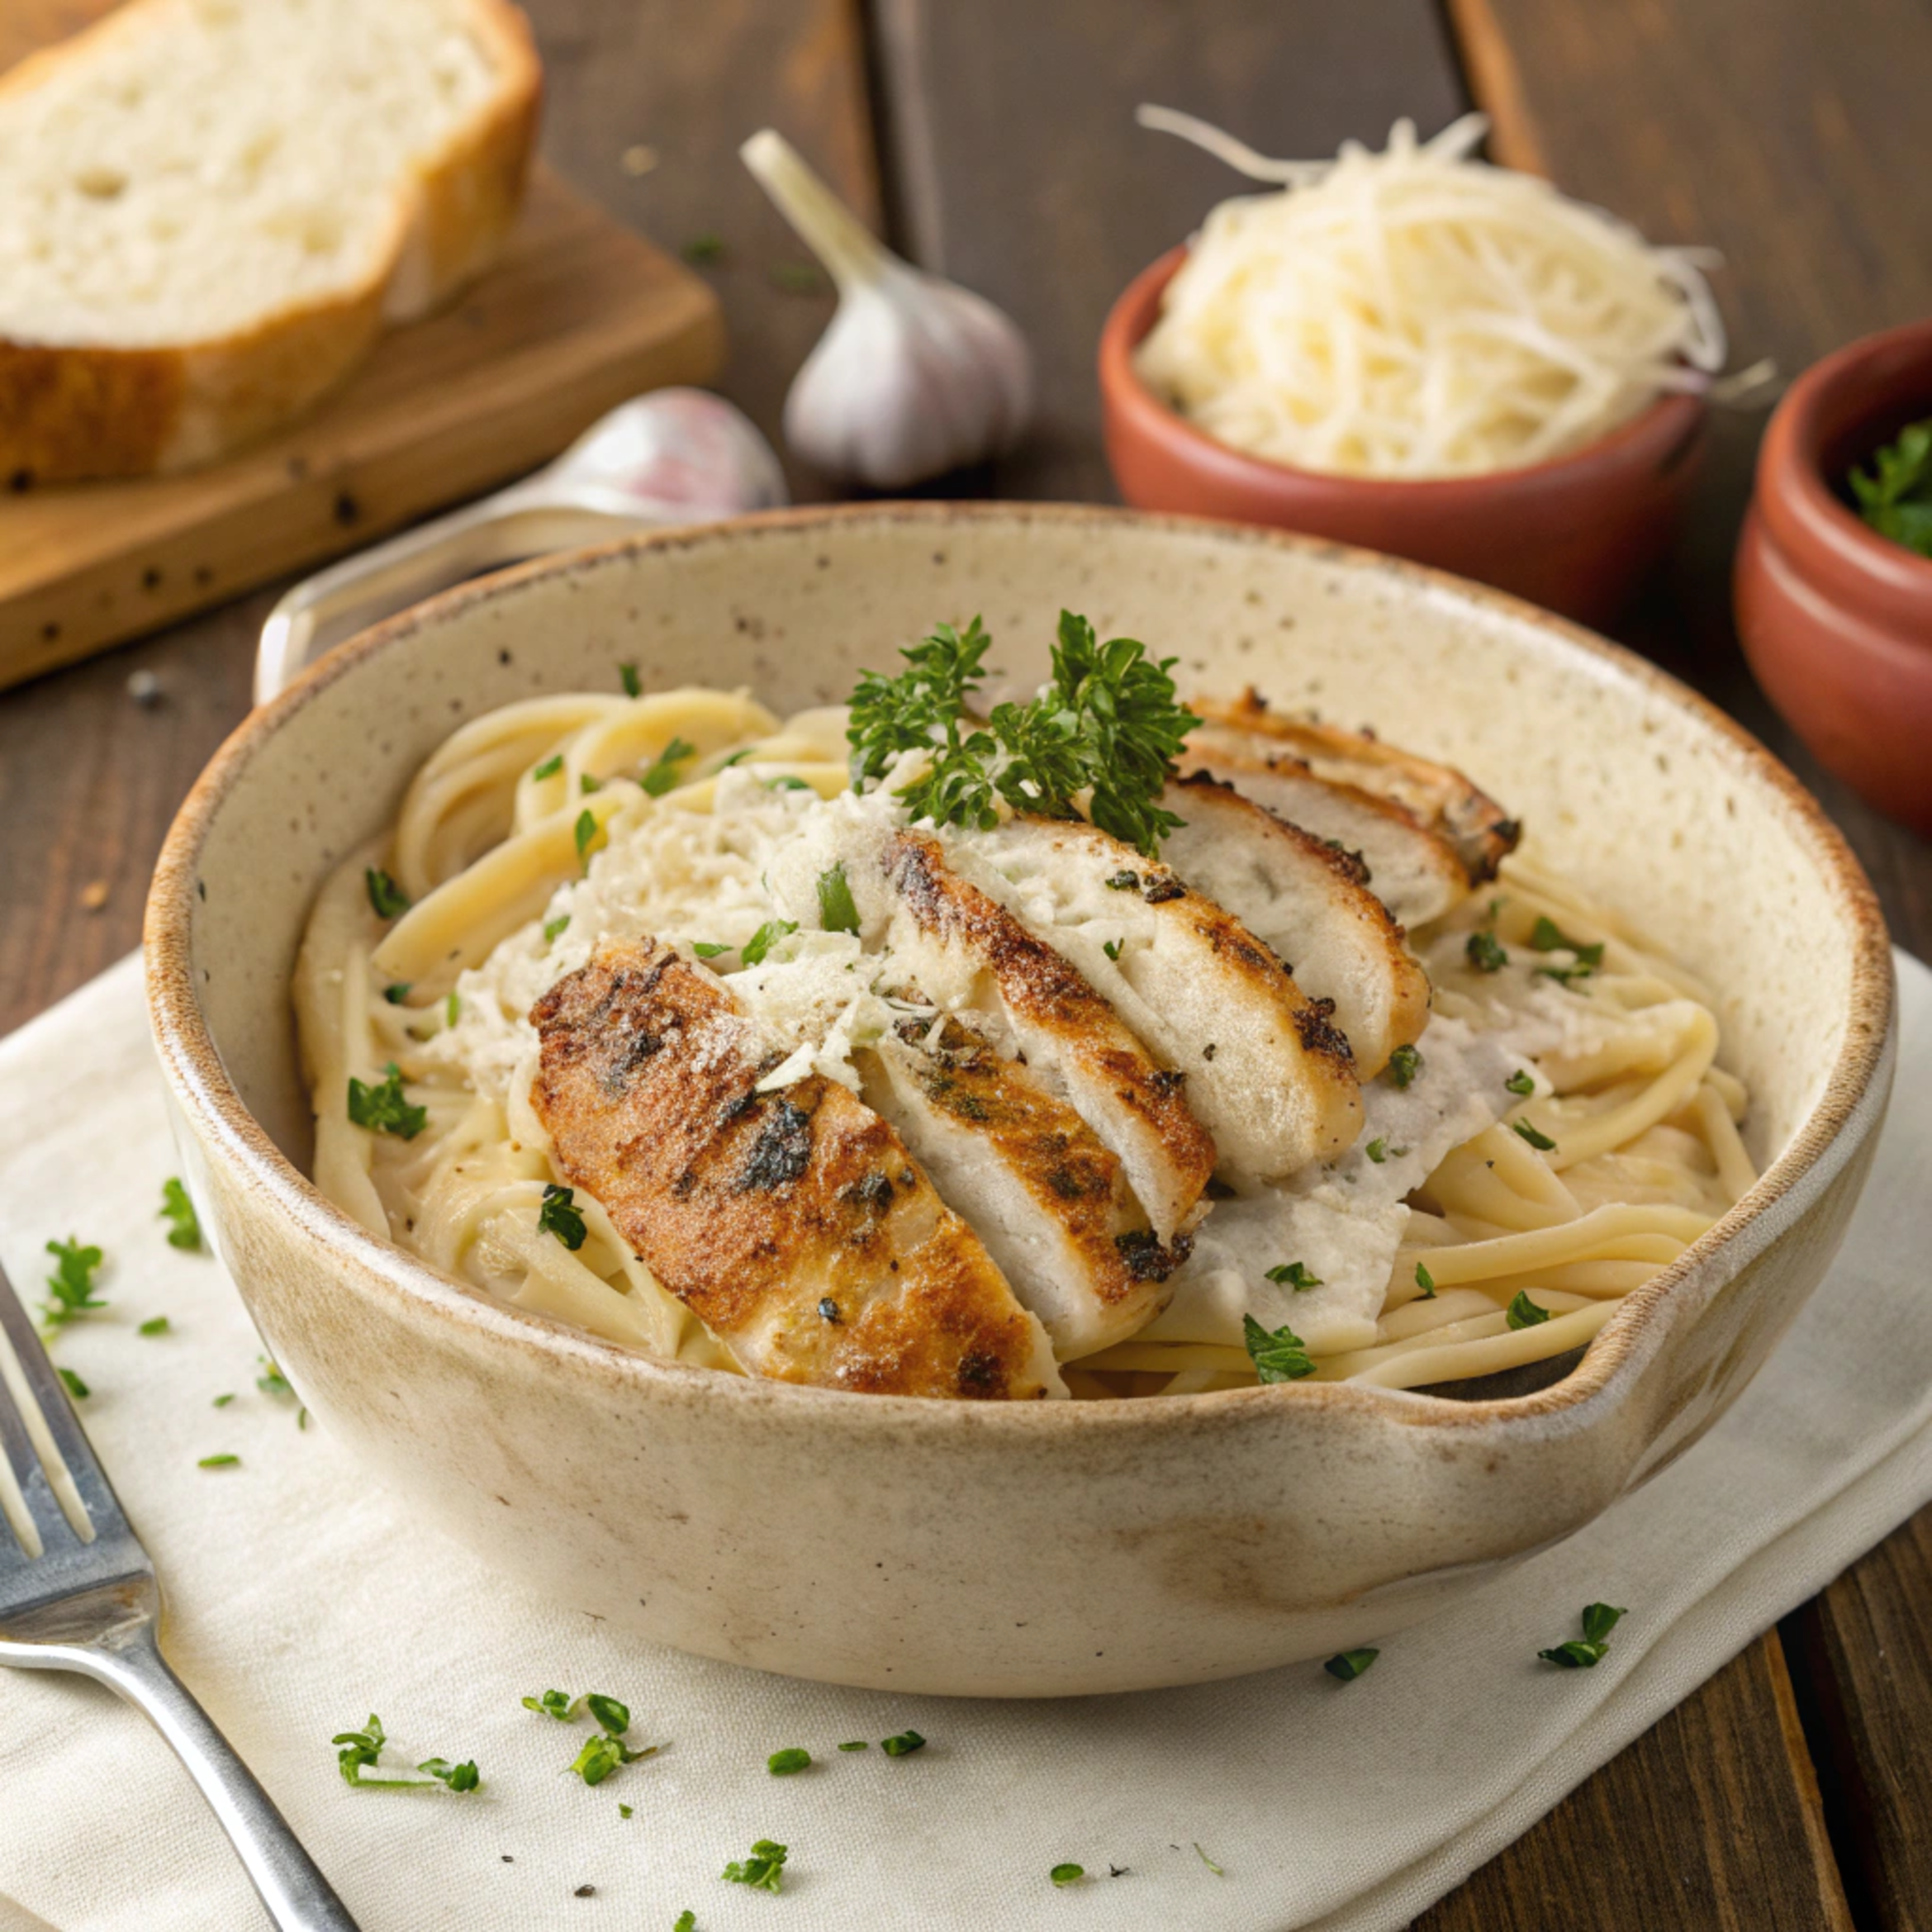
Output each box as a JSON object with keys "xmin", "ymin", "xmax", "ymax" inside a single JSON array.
[{"xmin": 0, "ymin": 1264, "xmax": 360, "ymax": 1930}]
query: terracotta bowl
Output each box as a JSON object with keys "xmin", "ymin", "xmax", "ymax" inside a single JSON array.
[
  {"xmin": 1735, "ymin": 316, "xmax": 1932, "ymax": 835},
  {"xmin": 1099, "ymin": 248, "xmax": 1708, "ymax": 628},
  {"xmin": 145, "ymin": 505, "xmax": 1893, "ymax": 1697}
]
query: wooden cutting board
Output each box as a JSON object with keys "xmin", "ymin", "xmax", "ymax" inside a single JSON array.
[{"xmin": 0, "ymin": 8, "xmax": 724, "ymax": 688}]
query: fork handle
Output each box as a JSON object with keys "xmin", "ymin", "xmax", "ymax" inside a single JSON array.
[{"xmin": 50, "ymin": 1624, "xmax": 362, "ymax": 1930}]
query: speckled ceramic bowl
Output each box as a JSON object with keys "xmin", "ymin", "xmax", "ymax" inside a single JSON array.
[{"xmin": 145, "ymin": 505, "xmax": 1894, "ymax": 1697}]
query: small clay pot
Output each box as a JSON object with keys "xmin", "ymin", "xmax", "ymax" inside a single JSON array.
[
  {"xmin": 1735, "ymin": 317, "xmax": 1932, "ymax": 835},
  {"xmin": 1099, "ymin": 247, "xmax": 1708, "ymax": 628}
]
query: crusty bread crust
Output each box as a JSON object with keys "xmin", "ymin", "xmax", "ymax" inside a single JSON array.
[{"xmin": 0, "ymin": 0, "xmax": 541, "ymax": 484}]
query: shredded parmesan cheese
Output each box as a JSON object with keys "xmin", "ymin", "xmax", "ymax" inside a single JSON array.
[{"xmin": 1133, "ymin": 110, "xmax": 1730, "ymax": 479}]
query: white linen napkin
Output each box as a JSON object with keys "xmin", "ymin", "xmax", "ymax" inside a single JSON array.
[{"xmin": 1, "ymin": 950, "xmax": 1928, "ymax": 1932}]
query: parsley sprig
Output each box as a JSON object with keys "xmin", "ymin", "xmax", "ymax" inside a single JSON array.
[
  {"xmin": 847, "ymin": 612, "xmax": 1198, "ymax": 857},
  {"xmin": 1849, "ymin": 418, "xmax": 1932, "ymax": 558}
]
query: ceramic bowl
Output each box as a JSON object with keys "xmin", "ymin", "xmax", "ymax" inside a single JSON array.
[
  {"xmin": 1735, "ymin": 316, "xmax": 1932, "ymax": 835},
  {"xmin": 1099, "ymin": 248, "xmax": 1708, "ymax": 628},
  {"xmin": 145, "ymin": 505, "xmax": 1894, "ymax": 1697}
]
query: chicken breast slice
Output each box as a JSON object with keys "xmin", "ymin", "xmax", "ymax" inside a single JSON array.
[
  {"xmin": 860, "ymin": 1018, "xmax": 1185, "ymax": 1360},
  {"xmin": 1182, "ymin": 723, "xmax": 1471, "ymax": 928},
  {"xmin": 1191, "ymin": 693, "xmax": 1521, "ymax": 885},
  {"xmin": 880, "ymin": 829, "xmax": 1215, "ymax": 1242},
  {"xmin": 530, "ymin": 938, "xmax": 1063, "ymax": 1399},
  {"xmin": 960, "ymin": 816, "xmax": 1364, "ymax": 1186},
  {"xmin": 1158, "ymin": 774, "xmax": 1431, "ymax": 1078}
]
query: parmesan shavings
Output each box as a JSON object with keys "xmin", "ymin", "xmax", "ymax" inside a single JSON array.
[{"xmin": 1133, "ymin": 109, "xmax": 1733, "ymax": 479}]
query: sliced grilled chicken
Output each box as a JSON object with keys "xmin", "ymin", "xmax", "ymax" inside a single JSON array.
[
  {"xmin": 1182, "ymin": 723, "xmax": 1470, "ymax": 928},
  {"xmin": 1191, "ymin": 693, "xmax": 1521, "ymax": 884},
  {"xmin": 961, "ymin": 816, "xmax": 1364, "ymax": 1185},
  {"xmin": 880, "ymin": 829, "xmax": 1214, "ymax": 1242},
  {"xmin": 1158, "ymin": 773, "xmax": 1431, "ymax": 1079},
  {"xmin": 530, "ymin": 938, "xmax": 1061, "ymax": 1400},
  {"xmin": 861, "ymin": 1018, "xmax": 1185, "ymax": 1360}
]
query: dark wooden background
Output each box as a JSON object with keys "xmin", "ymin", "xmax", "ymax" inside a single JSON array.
[{"xmin": 2, "ymin": 2, "xmax": 1927, "ymax": 1923}]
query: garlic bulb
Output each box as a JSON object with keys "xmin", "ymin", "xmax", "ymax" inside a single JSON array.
[{"xmin": 740, "ymin": 129, "xmax": 1033, "ymax": 489}]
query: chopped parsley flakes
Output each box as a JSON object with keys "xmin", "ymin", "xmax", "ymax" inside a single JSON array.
[
  {"xmin": 1511, "ymin": 1118, "xmax": 1558, "ymax": 1152},
  {"xmin": 620, "ymin": 662, "xmax": 643, "ymax": 698},
  {"xmin": 1265, "ymin": 1261, "xmax": 1322, "ymax": 1292},
  {"xmin": 1324, "ymin": 1647, "xmax": 1379, "ymax": 1682},
  {"xmin": 58, "ymin": 1366, "xmax": 89, "ymax": 1400},
  {"xmin": 544, "ymin": 914, "xmax": 571, "ymax": 944},
  {"xmin": 1050, "ymin": 1864, "xmax": 1085, "ymax": 1887},
  {"xmin": 569, "ymin": 1733, "xmax": 653, "ymax": 1785},
  {"xmin": 1540, "ymin": 1602, "xmax": 1626, "ymax": 1669},
  {"xmin": 767, "ymin": 1748, "xmax": 810, "ymax": 1775},
  {"xmin": 641, "ymin": 737, "xmax": 697, "ymax": 797},
  {"xmin": 691, "ymin": 941, "xmax": 731, "ymax": 959},
  {"xmin": 817, "ymin": 862, "xmax": 861, "ymax": 934},
  {"xmin": 1414, "ymin": 1262, "xmax": 1436, "ymax": 1299},
  {"xmin": 538, "ymin": 1184, "xmax": 588, "ymax": 1251},
  {"xmin": 721, "ymin": 1839, "xmax": 788, "ymax": 1892},
  {"xmin": 522, "ymin": 1689, "xmax": 577, "ymax": 1721},
  {"xmin": 1506, "ymin": 1290, "xmax": 1551, "ymax": 1330},
  {"xmin": 1242, "ymin": 1313, "xmax": 1315, "ymax": 1383},
  {"xmin": 159, "ymin": 1177, "xmax": 203, "ymax": 1251},
  {"xmin": 198, "ymin": 1454, "xmax": 240, "ymax": 1469},
  {"xmin": 364, "ymin": 867, "xmax": 411, "ymax": 919},
  {"xmin": 40, "ymin": 1237, "xmax": 107, "ymax": 1328},
  {"xmin": 1464, "ymin": 930, "xmax": 1508, "ymax": 973},
  {"xmin": 332, "ymin": 1714, "xmax": 481, "ymax": 1792},
  {"xmin": 1365, "ymin": 1137, "xmax": 1388, "ymax": 1163},
  {"xmin": 532, "ymin": 753, "xmax": 563, "ymax": 781},
  {"xmin": 1505, "ymin": 1069, "xmax": 1536, "ymax": 1096},
  {"xmin": 740, "ymin": 919, "xmax": 798, "ymax": 967},
  {"xmin": 139, "ymin": 1316, "xmax": 170, "ymax": 1336},
  {"xmin": 574, "ymin": 808, "xmax": 600, "ymax": 865},
  {"xmin": 347, "ymin": 1063, "xmax": 427, "ymax": 1139},
  {"xmin": 881, "ymin": 1730, "xmax": 926, "ymax": 1757},
  {"xmin": 1386, "ymin": 1042, "xmax": 1422, "ymax": 1088}
]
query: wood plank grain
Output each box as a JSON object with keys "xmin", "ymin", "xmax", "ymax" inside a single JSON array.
[
  {"xmin": 1420, "ymin": 1635, "xmax": 1853, "ymax": 1931},
  {"xmin": 0, "ymin": 170, "xmax": 722, "ymax": 683},
  {"xmin": 526, "ymin": 0, "xmax": 881, "ymax": 502},
  {"xmin": 1444, "ymin": 2, "xmax": 1932, "ymax": 1921},
  {"xmin": 1786, "ymin": 1518, "xmax": 1932, "ymax": 1930},
  {"xmin": 868, "ymin": 0, "xmax": 1468, "ymax": 500}
]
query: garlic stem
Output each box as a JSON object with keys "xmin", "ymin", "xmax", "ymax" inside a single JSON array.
[{"xmin": 739, "ymin": 130, "xmax": 888, "ymax": 292}]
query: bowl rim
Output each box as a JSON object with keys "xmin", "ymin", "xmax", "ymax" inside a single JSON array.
[
  {"xmin": 1754, "ymin": 314, "xmax": 1932, "ymax": 624},
  {"xmin": 144, "ymin": 500, "xmax": 1895, "ymax": 1441},
  {"xmin": 1099, "ymin": 244, "xmax": 1710, "ymax": 498}
]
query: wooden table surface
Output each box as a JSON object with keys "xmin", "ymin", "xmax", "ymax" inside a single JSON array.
[{"xmin": 2, "ymin": 2, "xmax": 1928, "ymax": 1925}]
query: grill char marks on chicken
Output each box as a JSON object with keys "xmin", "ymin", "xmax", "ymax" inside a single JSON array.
[
  {"xmin": 1194, "ymin": 691, "xmax": 1521, "ymax": 885},
  {"xmin": 861, "ymin": 1017, "xmax": 1187, "ymax": 1360},
  {"xmin": 1158, "ymin": 773, "xmax": 1431, "ymax": 1080},
  {"xmin": 881, "ymin": 828, "xmax": 1216, "ymax": 1245},
  {"xmin": 962, "ymin": 815, "xmax": 1364, "ymax": 1185},
  {"xmin": 529, "ymin": 939, "xmax": 1061, "ymax": 1399}
]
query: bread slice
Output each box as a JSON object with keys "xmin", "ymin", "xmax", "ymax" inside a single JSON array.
[{"xmin": 0, "ymin": 0, "xmax": 541, "ymax": 482}]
